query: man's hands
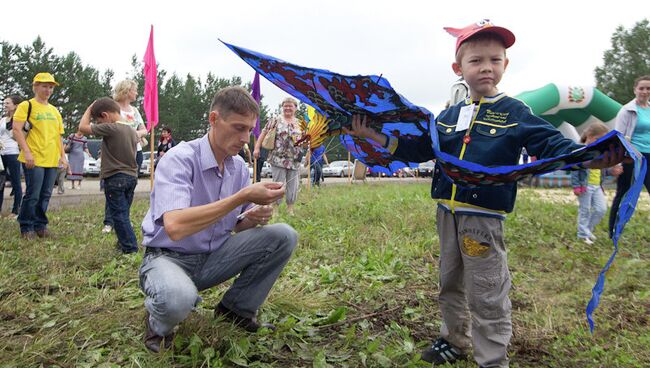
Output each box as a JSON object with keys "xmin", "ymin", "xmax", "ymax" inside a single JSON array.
[
  {"xmin": 241, "ymin": 204, "xmax": 274, "ymax": 226},
  {"xmin": 235, "ymin": 182, "xmax": 284, "ymax": 230},
  {"xmin": 244, "ymin": 181, "xmax": 285, "ymax": 205}
]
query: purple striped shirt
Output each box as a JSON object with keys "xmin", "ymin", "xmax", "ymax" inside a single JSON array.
[{"xmin": 141, "ymin": 134, "xmax": 251, "ymax": 253}]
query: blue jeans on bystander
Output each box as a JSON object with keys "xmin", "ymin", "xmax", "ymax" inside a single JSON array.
[
  {"xmin": 18, "ymin": 165, "xmax": 57, "ymax": 234},
  {"xmin": 1, "ymin": 154, "xmax": 23, "ymax": 214},
  {"xmin": 104, "ymin": 173, "xmax": 138, "ymax": 253}
]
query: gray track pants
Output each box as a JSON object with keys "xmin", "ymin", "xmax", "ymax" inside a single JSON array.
[{"xmin": 436, "ymin": 207, "xmax": 512, "ymax": 368}]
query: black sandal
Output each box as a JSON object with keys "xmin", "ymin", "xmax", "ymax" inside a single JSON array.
[{"xmin": 421, "ymin": 337, "xmax": 467, "ymax": 365}]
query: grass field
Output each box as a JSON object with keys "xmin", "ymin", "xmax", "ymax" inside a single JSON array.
[{"xmin": 0, "ymin": 183, "xmax": 648, "ymax": 367}]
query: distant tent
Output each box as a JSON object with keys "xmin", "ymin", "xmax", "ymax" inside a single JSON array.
[{"xmin": 515, "ymin": 84, "xmax": 622, "ymax": 142}]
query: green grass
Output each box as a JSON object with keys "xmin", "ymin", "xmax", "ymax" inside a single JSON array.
[{"xmin": 0, "ymin": 183, "xmax": 648, "ymax": 367}]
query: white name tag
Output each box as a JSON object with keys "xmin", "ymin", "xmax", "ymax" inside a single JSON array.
[{"xmin": 455, "ymin": 104, "xmax": 475, "ymax": 132}]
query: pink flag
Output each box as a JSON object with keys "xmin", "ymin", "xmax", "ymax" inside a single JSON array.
[
  {"xmin": 251, "ymin": 72, "xmax": 261, "ymax": 138},
  {"xmin": 143, "ymin": 25, "xmax": 158, "ymax": 131}
]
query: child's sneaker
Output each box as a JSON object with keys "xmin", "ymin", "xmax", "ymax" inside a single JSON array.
[
  {"xmin": 421, "ymin": 337, "xmax": 467, "ymax": 365},
  {"xmin": 579, "ymin": 237, "xmax": 594, "ymax": 245}
]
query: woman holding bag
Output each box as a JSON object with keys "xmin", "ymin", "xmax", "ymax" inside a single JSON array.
[{"xmin": 254, "ymin": 97, "xmax": 305, "ymax": 215}]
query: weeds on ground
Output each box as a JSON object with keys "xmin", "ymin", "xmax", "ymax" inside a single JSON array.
[{"xmin": 0, "ymin": 184, "xmax": 648, "ymax": 367}]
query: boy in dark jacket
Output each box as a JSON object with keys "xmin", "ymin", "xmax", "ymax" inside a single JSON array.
[{"xmin": 345, "ymin": 19, "xmax": 626, "ymax": 368}]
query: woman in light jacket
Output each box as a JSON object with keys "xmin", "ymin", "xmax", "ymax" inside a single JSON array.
[{"xmin": 609, "ymin": 75, "xmax": 650, "ymax": 237}]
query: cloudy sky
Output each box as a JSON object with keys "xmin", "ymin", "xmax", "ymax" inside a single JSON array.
[{"xmin": 1, "ymin": 0, "xmax": 644, "ymax": 115}]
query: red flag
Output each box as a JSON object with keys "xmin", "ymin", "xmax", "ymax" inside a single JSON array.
[
  {"xmin": 251, "ymin": 72, "xmax": 261, "ymax": 138},
  {"xmin": 143, "ymin": 25, "xmax": 158, "ymax": 131}
]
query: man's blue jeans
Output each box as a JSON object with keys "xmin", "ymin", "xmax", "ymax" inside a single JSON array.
[
  {"xmin": 311, "ymin": 162, "xmax": 323, "ymax": 186},
  {"xmin": 18, "ymin": 165, "xmax": 57, "ymax": 233},
  {"xmin": 104, "ymin": 173, "xmax": 138, "ymax": 253},
  {"xmin": 139, "ymin": 224, "xmax": 298, "ymax": 337}
]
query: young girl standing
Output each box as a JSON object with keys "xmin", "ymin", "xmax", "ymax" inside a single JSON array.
[{"xmin": 571, "ymin": 122, "xmax": 622, "ymax": 244}]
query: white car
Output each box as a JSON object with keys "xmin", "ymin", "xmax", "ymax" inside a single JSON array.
[
  {"xmin": 83, "ymin": 152, "xmax": 100, "ymax": 176},
  {"xmin": 261, "ymin": 162, "xmax": 272, "ymax": 178},
  {"xmin": 140, "ymin": 152, "xmax": 159, "ymax": 176},
  {"xmin": 65, "ymin": 152, "xmax": 99, "ymax": 176},
  {"xmin": 322, "ymin": 160, "xmax": 352, "ymax": 177}
]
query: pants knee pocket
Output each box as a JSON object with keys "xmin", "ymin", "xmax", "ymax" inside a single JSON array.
[{"xmin": 469, "ymin": 272, "xmax": 510, "ymax": 320}]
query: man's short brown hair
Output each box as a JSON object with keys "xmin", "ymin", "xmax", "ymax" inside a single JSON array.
[
  {"xmin": 90, "ymin": 97, "xmax": 121, "ymax": 119},
  {"xmin": 210, "ymin": 86, "xmax": 259, "ymax": 119}
]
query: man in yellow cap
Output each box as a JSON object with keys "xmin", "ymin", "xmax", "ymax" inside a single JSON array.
[{"xmin": 12, "ymin": 72, "xmax": 68, "ymax": 239}]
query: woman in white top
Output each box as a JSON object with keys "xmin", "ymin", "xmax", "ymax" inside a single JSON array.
[
  {"xmin": 0, "ymin": 95, "xmax": 24, "ymax": 216},
  {"xmin": 113, "ymin": 79, "xmax": 148, "ymax": 174}
]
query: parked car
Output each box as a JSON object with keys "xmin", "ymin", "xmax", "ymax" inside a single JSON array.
[
  {"xmin": 392, "ymin": 167, "xmax": 415, "ymax": 177},
  {"xmin": 140, "ymin": 152, "xmax": 159, "ymax": 176},
  {"xmin": 416, "ymin": 160, "xmax": 435, "ymax": 177},
  {"xmin": 83, "ymin": 152, "xmax": 100, "ymax": 176},
  {"xmin": 322, "ymin": 160, "xmax": 352, "ymax": 177},
  {"xmin": 65, "ymin": 152, "xmax": 99, "ymax": 176},
  {"xmin": 260, "ymin": 161, "xmax": 272, "ymax": 178}
]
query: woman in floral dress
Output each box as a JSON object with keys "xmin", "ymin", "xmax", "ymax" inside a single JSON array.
[
  {"xmin": 254, "ymin": 97, "xmax": 305, "ymax": 214},
  {"xmin": 66, "ymin": 131, "xmax": 91, "ymax": 189}
]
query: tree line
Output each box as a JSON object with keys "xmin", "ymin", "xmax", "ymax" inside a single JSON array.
[
  {"xmin": 0, "ymin": 36, "xmax": 270, "ymax": 143},
  {"xmin": 2, "ymin": 19, "xmax": 648, "ymax": 158}
]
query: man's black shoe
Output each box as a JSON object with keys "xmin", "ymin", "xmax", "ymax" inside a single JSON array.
[
  {"xmin": 214, "ymin": 302, "xmax": 276, "ymax": 332},
  {"xmin": 144, "ymin": 311, "xmax": 175, "ymax": 353}
]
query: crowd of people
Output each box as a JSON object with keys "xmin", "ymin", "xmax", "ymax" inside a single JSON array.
[{"xmin": 2, "ymin": 19, "xmax": 648, "ymax": 366}]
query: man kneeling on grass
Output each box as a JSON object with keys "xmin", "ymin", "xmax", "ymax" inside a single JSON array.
[{"xmin": 138, "ymin": 86, "xmax": 297, "ymax": 353}]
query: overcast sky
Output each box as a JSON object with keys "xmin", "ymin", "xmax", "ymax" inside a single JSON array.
[{"xmin": 1, "ymin": 0, "xmax": 644, "ymax": 116}]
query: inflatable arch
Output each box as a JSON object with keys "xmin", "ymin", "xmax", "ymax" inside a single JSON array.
[{"xmin": 515, "ymin": 83, "xmax": 622, "ymax": 142}]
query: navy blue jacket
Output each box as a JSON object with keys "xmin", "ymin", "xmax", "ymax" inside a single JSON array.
[{"xmin": 393, "ymin": 94, "xmax": 583, "ymax": 213}]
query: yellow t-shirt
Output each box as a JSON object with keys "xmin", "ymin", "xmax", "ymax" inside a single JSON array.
[
  {"xmin": 13, "ymin": 99, "xmax": 64, "ymax": 168},
  {"xmin": 587, "ymin": 169, "xmax": 600, "ymax": 186}
]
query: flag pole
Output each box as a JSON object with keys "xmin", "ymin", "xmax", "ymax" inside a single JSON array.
[
  {"xmin": 306, "ymin": 144, "xmax": 311, "ymax": 191},
  {"xmin": 252, "ymin": 136, "xmax": 257, "ymax": 182},
  {"xmin": 251, "ymin": 71, "xmax": 261, "ymax": 183},
  {"xmin": 347, "ymin": 151, "xmax": 352, "ymax": 184},
  {"xmin": 149, "ymin": 127, "xmax": 155, "ymax": 189}
]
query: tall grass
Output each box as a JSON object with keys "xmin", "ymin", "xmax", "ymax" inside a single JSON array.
[{"xmin": 0, "ymin": 183, "xmax": 648, "ymax": 367}]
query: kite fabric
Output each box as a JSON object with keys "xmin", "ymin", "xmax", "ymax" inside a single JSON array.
[
  {"xmin": 251, "ymin": 72, "xmax": 261, "ymax": 138},
  {"xmin": 143, "ymin": 25, "xmax": 158, "ymax": 131},
  {"xmin": 222, "ymin": 40, "xmax": 431, "ymax": 175},
  {"xmin": 222, "ymin": 41, "xmax": 647, "ymax": 331}
]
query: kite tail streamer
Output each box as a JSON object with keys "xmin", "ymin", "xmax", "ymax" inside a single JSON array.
[
  {"xmin": 585, "ymin": 245, "xmax": 618, "ymax": 333},
  {"xmin": 585, "ymin": 147, "xmax": 646, "ymax": 333}
]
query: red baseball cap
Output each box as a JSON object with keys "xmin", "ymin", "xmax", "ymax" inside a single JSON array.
[{"xmin": 444, "ymin": 19, "xmax": 515, "ymax": 54}]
